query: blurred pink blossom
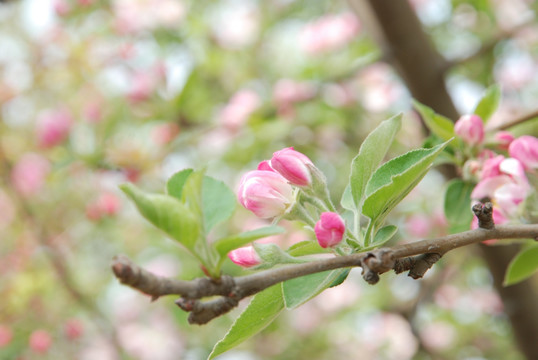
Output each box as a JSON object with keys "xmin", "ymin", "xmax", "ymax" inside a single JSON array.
[
  {"xmin": 273, "ymin": 79, "xmax": 316, "ymax": 115},
  {"xmin": 54, "ymin": 0, "xmax": 71, "ymax": 16},
  {"xmin": 212, "ymin": 3, "xmax": 260, "ymax": 49},
  {"xmin": 454, "ymin": 114, "xmax": 484, "ymax": 146},
  {"xmin": 494, "ymin": 131, "xmax": 515, "ymax": 150},
  {"xmin": 419, "ymin": 322, "xmax": 456, "ymax": 351},
  {"xmin": 218, "ymin": 89, "xmax": 261, "ymax": 131},
  {"xmin": 0, "ymin": 325, "xmax": 13, "ymax": 348},
  {"xmin": 406, "ymin": 214, "xmax": 431, "ymax": 238},
  {"xmin": 36, "ymin": 108, "xmax": 73, "ymax": 148},
  {"xmin": 509, "ymin": 135, "xmax": 538, "ymax": 170},
  {"xmin": 151, "ymin": 123, "xmax": 180, "ymax": 145},
  {"xmin": 64, "ymin": 319, "xmax": 84, "ymax": 340},
  {"xmin": 86, "ymin": 192, "xmax": 122, "ymax": 221},
  {"xmin": 114, "ymin": 0, "xmax": 185, "ymax": 34},
  {"xmin": 127, "ymin": 64, "xmax": 166, "ymax": 103},
  {"xmin": 83, "ymin": 102, "xmax": 103, "ymax": 123},
  {"xmin": 11, "ymin": 153, "xmax": 51, "ymax": 196},
  {"xmin": 299, "ymin": 12, "xmax": 360, "ymax": 54},
  {"xmin": 356, "ymin": 63, "xmax": 404, "ymax": 112},
  {"xmin": 0, "ymin": 190, "xmax": 15, "ymax": 230},
  {"xmin": 29, "ymin": 330, "xmax": 52, "ymax": 354}
]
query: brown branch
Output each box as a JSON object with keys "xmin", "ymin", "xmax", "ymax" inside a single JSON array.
[
  {"xmin": 112, "ymin": 223, "xmax": 538, "ymax": 325},
  {"xmin": 492, "ymin": 108, "xmax": 538, "ymax": 131}
]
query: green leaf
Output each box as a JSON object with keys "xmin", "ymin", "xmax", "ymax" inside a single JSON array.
[
  {"xmin": 349, "ymin": 114, "xmax": 402, "ymax": 211},
  {"xmin": 202, "ymin": 176, "xmax": 236, "ymax": 232},
  {"xmin": 166, "ymin": 169, "xmax": 194, "ymax": 200},
  {"xmin": 209, "ymin": 285, "xmax": 284, "ymax": 359},
  {"xmin": 120, "ymin": 183, "xmax": 200, "ymax": 251},
  {"xmin": 340, "ymin": 185, "xmax": 354, "ymax": 211},
  {"xmin": 363, "ymin": 140, "xmax": 452, "ymax": 230},
  {"xmin": 329, "ymin": 269, "xmax": 350, "ymax": 287},
  {"xmin": 214, "ymin": 226, "xmax": 285, "ymax": 258},
  {"xmin": 287, "ymin": 241, "xmax": 331, "ymax": 257},
  {"xmin": 504, "ymin": 244, "xmax": 538, "ymax": 286},
  {"xmin": 473, "ymin": 85, "xmax": 501, "ymax": 123},
  {"xmin": 282, "ymin": 269, "xmax": 347, "ymax": 309},
  {"xmin": 372, "ymin": 225, "xmax": 398, "ymax": 246},
  {"xmin": 444, "ymin": 179, "xmax": 474, "ymax": 233},
  {"xmin": 181, "ymin": 169, "xmax": 205, "ymax": 220},
  {"xmin": 413, "ymin": 100, "xmax": 455, "ymax": 141},
  {"xmin": 168, "ymin": 170, "xmax": 236, "ymax": 233}
]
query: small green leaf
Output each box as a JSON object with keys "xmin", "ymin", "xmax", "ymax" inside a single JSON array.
[
  {"xmin": 209, "ymin": 285, "xmax": 284, "ymax": 359},
  {"xmin": 413, "ymin": 100, "xmax": 455, "ymax": 141},
  {"xmin": 372, "ymin": 225, "xmax": 398, "ymax": 246},
  {"xmin": 473, "ymin": 85, "xmax": 501, "ymax": 123},
  {"xmin": 329, "ymin": 269, "xmax": 350, "ymax": 287},
  {"xmin": 181, "ymin": 169, "xmax": 205, "ymax": 220},
  {"xmin": 444, "ymin": 179, "xmax": 474, "ymax": 233},
  {"xmin": 202, "ymin": 176, "xmax": 236, "ymax": 232},
  {"xmin": 214, "ymin": 226, "xmax": 285, "ymax": 257},
  {"xmin": 504, "ymin": 245, "xmax": 538, "ymax": 286},
  {"xmin": 287, "ymin": 241, "xmax": 330, "ymax": 257},
  {"xmin": 340, "ymin": 185, "xmax": 354, "ymax": 211},
  {"xmin": 252, "ymin": 243, "xmax": 306, "ymax": 269},
  {"xmin": 363, "ymin": 140, "xmax": 452, "ymax": 230},
  {"xmin": 349, "ymin": 114, "xmax": 402, "ymax": 211},
  {"xmin": 120, "ymin": 183, "xmax": 200, "ymax": 251},
  {"xmin": 166, "ymin": 169, "xmax": 194, "ymax": 200},
  {"xmin": 282, "ymin": 269, "xmax": 347, "ymax": 309}
]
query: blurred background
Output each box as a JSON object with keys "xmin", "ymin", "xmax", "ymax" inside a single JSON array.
[{"xmin": 1, "ymin": 0, "xmax": 538, "ymax": 359}]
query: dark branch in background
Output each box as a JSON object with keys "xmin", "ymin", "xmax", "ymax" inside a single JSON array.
[
  {"xmin": 113, "ymin": 215, "xmax": 538, "ymax": 325},
  {"xmin": 493, "ymin": 108, "xmax": 538, "ymax": 131}
]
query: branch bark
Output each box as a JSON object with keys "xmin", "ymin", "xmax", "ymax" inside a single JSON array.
[{"xmin": 112, "ymin": 224, "xmax": 538, "ymax": 325}]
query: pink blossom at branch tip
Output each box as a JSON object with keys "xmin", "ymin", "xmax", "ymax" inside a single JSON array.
[
  {"xmin": 36, "ymin": 108, "xmax": 73, "ymax": 148},
  {"xmin": 0, "ymin": 325, "xmax": 13, "ymax": 348},
  {"xmin": 29, "ymin": 330, "xmax": 52, "ymax": 354},
  {"xmin": 315, "ymin": 212, "xmax": 345, "ymax": 248},
  {"xmin": 11, "ymin": 153, "xmax": 51, "ymax": 196},
  {"xmin": 454, "ymin": 114, "xmax": 484, "ymax": 146},
  {"xmin": 270, "ymin": 147, "xmax": 313, "ymax": 186},
  {"xmin": 508, "ymin": 135, "xmax": 538, "ymax": 170},
  {"xmin": 228, "ymin": 246, "xmax": 261, "ymax": 268},
  {"xmin": 237, "ymin": 170, "xmax": 294, "ymax": 218},
  {"xmin": 494, "ymin": 131, "xmax": 515, "ymax": 150}
]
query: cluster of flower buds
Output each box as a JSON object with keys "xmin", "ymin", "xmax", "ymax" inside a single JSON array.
[
  {"xmin": 230, "ymin": 147, "xmax": 347, "ymax": 267},
  {"xmin": 456, "ymin": 113, "xmax": 538, "ymax": 227}
]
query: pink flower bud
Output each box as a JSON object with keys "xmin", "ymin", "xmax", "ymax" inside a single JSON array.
[
  {"xmin": 454, "ymin": 114, "xmax": 484, "ymax": 146},
  {"xmin": 64, "ymin": 319, "xmax": 84, "ymax": 340},
  {"xmin": 494, "ymin": 131, "xmax": 515, "ymax": 150},
  {"xmin": 315, "ymin": 212, "xmax": 345, "ymax": 248},
  {"xmin": 257, "ymin": 160, "xmax": 274, "ymax": 172},
  {"xmin": 36, "ymin": 108, "xmax": 73, "ymax": 148},
  {"xmin": 238, "ymin": 170, "xmax": 294, "ymax": 218},
  {"xmin": 508, "ymin": 135, "xmax": 538, "ymax": 170},
  {"xmin": 270, "ymin": 147, "xmax": 313, "ymax": 187},
  {"xmin": 0, "ymin": 325, "xmax": 13, "ymax": 348},
  {"xmin": 29, "ymin": 330, "xmax": 52, "ymax": 354},
  {"xmin": 228, "ymin": 246, "xmax": 261, "ymax": 267}
]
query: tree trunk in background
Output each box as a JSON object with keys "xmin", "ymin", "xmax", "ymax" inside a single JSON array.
[{"xmin": 348, "ymin": 1, "xmax": 538, "ymax": 359}]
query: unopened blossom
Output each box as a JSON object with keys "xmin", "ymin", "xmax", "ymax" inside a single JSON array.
[
  {"xmin": 36, "ymin": 108, "xmax": 73, "ymax": 148},
  {"xmin": 270, "ymin": 147, "xmax": 314, "ymax": 187},
  {"xmin": 315, "ymin": 212, "xmax": 345, "ymax": 248},
  {"xmin": 237, "ymin": 170, "xmax": 294, "ymax": 218},
  {"xmin": 454, "ymin": 114, "xmax": 484, "ymax": 146},
  {"xmin": 228, "ymin": 246, "xmax": 261, "ymax": 267},
  {"xmin": 494, "ymin": 131, "xmax": 515, "ymax": 150},
  {"xmin": 509, "ymin": 135, "xmax": 538, "ymax": 170},
  {"xmin": 29, "ymin": 330, "xmax": 52, "ymax": 354}
]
